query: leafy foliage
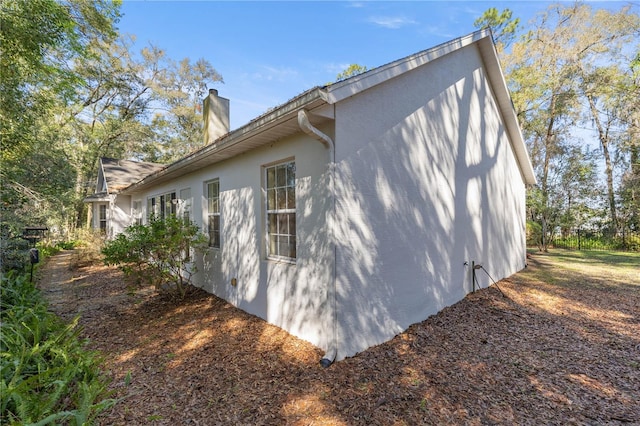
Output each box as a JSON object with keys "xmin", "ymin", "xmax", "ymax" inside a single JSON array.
[
  {"xmin": 143, "ymin": 50, "xmax": 224, "ymax": 162},
  {"xmin": 333, "ymin": 64, "xmax": 368, "ymax": 83},
  {"xmin": 0, "ymin": 237, "xmax": 30, "ymax": 273},
  {"xmin": 0, "ymin": 0, "xmax": 120, "ymax": 156},
  {"xmin": 473, "ymin": 7, "xmax": 520, "ymax": 49},
  {"xmin": 0, "ymin": 270, "xmax": 115, "ymax": 425},
  {"xmin": 1, "ymin": 0, "xmax": 222, "ymax": 239},
  {"xmin": 479, "ymin": 3, "xmax": 640, "ymax": 249},
  {"xmin": 0, "ymin": 0, "xmax": 121, "ymax": 237},
  {"xmin": 102, "ymin": 215, "xmax": 207, "ymax": 298},
  {"xmin": 551, "ymin": 233, "xmax": 640, "ymax": 252}
]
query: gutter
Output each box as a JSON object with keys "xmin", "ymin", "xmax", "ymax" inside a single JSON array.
[
  {"xmin": 297, "ymin": 109, "xmax": 337, "ymax": 367},
  {"xmin": 121, "ymin": 88, "xmax": 326, "ymax": 195}
]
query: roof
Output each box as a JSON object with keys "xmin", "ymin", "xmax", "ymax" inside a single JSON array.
[
  {"xmin": 83, "ymin": 191, "xmax": 110, "ymax": 202},
  {"xmin": 122, "ymin": 29, "xmax": 535, "ymax": 193},
  {"xmin": 101, "ymin": 158, "xmax": 165, "ymax": 193}
]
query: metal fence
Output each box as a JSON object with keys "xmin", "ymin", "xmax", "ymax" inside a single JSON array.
[{"xmin": 550, "ymin": 230, "xmax": 640, "ymax": 252}]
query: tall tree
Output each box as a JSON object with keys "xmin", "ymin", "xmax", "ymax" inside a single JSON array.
[
  {"xmin": 143, "ymin": 48, "xmax": 223, "ymax": 162},
  {"xmin": 58, "ymin": 37, "xmax": 223, "ymax": 227},
  {"xmin": 1, "ymin": 0, "xmax": 222, "ymax": 234},
  {"xmin": 570, "ymin": 5, "xmax": 640, "ymax": 234},
  {"xmin": 61, "ymin": 35, "xmax": 158, "ymax": 226},
  {"xmin": 0, "ymin": 0, "xmax": 120, "ymax": 155},
  {"xmin": 502, "ymin": 8, "xmax": 582, "ymax": 250},
  {"xmin": 618, "ymin": 52, "xmax": 640, "ymax": 232},
  {"xmin": 0, "ymin": 0, "xmax": 121, "ymax": 234},
  {"xmin": 483, "ymin": 3, "xmax": 640, "ymax": 248},
  {"xmin": 473, "ymin": 7, "xmax": 520, "ymax": 51}
]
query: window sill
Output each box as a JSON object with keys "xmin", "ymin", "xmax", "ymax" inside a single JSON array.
[{"xmin": 266, "ymin": 256, "xmax": 297, "ymax": 265}]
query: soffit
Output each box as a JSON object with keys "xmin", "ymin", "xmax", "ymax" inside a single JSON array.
[
  {"xmin": 122, "ymin": 90, "xmax": 329, "ymax": 193},
  {"xmin": 122, "ymin": 30, "xmax": 536, "ymax": 193}
]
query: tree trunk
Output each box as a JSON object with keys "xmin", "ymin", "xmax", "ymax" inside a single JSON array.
[
  {"xmin": 540, "ymin": 93, "xmax": 557, "ymax": 252},
  {"xmin": 587, "ymin": 94, "xmax": 618, "ymax": 234}
]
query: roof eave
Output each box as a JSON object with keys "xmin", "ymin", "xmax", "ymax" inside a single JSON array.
[
  {"xmin": 121, "ymin": 88, "xmax": 328, "ymax": 194},
  {"xmin": 121, "ymin": 30, "xmax": 536, "ymax": 193},
  {"xmin": 475, "ymin": 35, "xmax": 537, "ymax": 186},
  {"xmin": 323, "ymin": 29, "xmax": 492, "ymax": 104},
  {"xmin": 83, "ymin": 192, "xmax": 112, "ymax": 203},
  {"xmin": 323, "ymin": 29, "xmax": 536, "ymax": 186}
]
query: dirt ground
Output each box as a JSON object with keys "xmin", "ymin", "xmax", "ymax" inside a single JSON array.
[{"xmin": 37, "ymin": 250, "xmax": 640, "ymax": 425}]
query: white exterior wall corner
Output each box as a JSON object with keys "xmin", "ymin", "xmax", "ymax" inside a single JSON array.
[
  {"xmin": 90, "ymin": 203, "xmax": 100, "ymax": 230},
  {"xmin": 110, "ymin": 194, "xmax": 132, "ymax": 239},
  {"xmin": 332, "ymin": 42, "xmax": 527, "ymax": 360}
]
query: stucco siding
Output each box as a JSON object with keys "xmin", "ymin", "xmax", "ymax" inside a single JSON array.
[
  {"xmin": 111, "ymin": 195, "xmax": 131, "ymax": 238},
  {"xmin": 332, "ymin": 43, "xmax": 527, "ymax": 359},
  {"xmin": 129, "ymin": 132, "xmax": 334, "ymax": 350}
]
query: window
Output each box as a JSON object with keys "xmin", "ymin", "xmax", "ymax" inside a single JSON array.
[
  {"xmin": 147, "ymin": 191, "xmax": 176, "ymax": 220},
  {"xmin": 179, "ymin": 188, "xmax": 192, "ymax": 223},
  {"xmin": 99, "ymin": 204, "xmax": 107, "ymax": 233},
  {"xmin": 132, "ymin": 200, "xmax": 143, "ymax": 225},
  {"xmin": 266, "ymin": 161, "xmax": 296, "ymax": 260},
  {"xmin": 206, "ymin": 179, "xmax": 220, "ymax": 248}
]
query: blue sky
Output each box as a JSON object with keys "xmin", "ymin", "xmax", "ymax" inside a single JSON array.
[{"xmin": 117, "ymin": 1, "xmax": 627, "ymax": 130}]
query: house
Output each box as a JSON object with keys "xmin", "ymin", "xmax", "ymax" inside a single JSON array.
[
  {"xmin": 85, "ymin": 30, "xmax": 536, "ymax": 365},
  {"xmin": 84, "ymin": 158, "xmax": 164, "ymax": 238}
]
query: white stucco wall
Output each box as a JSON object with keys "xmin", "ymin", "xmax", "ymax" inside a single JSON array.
[
  {"xmin": 332, "ymin": 43, "xmax": 527, "ymax": 360},
  {"xmin": 128, "ymin": 132, "xmax": 334, "ymax": 350},
  {"xmin": 109, "ymin": 40, "xmax": 528, "ymax": 363},
  {"xmin": 110, "ymin": 194, "xmax": 131, "ymax": 238},
  {"xmin": 88, "ymin": 195, "xmax": 131, "ymax": 239}
]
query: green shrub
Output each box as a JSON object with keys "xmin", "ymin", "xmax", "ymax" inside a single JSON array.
[
  {"xmin": 0, "ymin": 237, "xmax": 30, "ymax": 273},
  {"xmin": 102, "ymin": 215, "xmax": 207, "ymax": 298},
  {"xmin": 0, "ymin": 271, "xmax": 116, "ymax": 425},
  {"xmin": 526, "ymin": 220, "xmax": 542, "ymax": 248},
  {"xmin": 35, "ymin": 242, "xmax": 60, "ymax": 259},
  {"xmin": 613, "ymin": 234, "xmax": 640, "ymax": 252},
  {"xmin": 55, "ymin": 240, "xmax": 77, "ymax": 250},
  {"xmin": 552, "ymin": 234, "xmax": 640, "ymax": 252}
]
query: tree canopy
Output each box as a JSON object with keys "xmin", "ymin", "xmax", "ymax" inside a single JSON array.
[
  {"xmin": 478, "ymin": 4, "xmax": 640, "ymax": 249},
  {"xmin": 1, "ymin": 2, "xmax": 638, "ymax": 249},
  {"xmin": 0, "ymin": 0, "xmax": 222, "ymax": 236}
]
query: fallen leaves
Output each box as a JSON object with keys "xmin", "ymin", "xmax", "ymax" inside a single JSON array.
[{"xmin": 37, "ymin": 250, "xmax": 640, "ymax": 425}]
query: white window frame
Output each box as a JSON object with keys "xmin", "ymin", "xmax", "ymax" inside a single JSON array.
[
  {"xmin": 146, "ymin": 191, "xmax": 176, "ymax": 221},
  {"xmin": 179, "ymin": 188, "xmax": 192, "ymax": 223},
  {"xmin": 98, "ymin": 203, "xmax": 107, "ymax": 233},
  {"xmin": 265, "ymin": 160, "xmax": 296, "ymax": 261},
  {"xmin": 132, "ymin": 200, "xmax": 143, "ymax": 225},
  {"xmin": 206, "ymin": 179, "xmax": 220, "ymax": 248}
]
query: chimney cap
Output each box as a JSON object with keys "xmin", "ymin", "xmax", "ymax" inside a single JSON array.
[{"xmin": 209, "ymin": 88, "xmax": 218, "ymax": 95}]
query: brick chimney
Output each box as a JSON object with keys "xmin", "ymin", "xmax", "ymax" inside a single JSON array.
[{"xmin": 203, "ymin": 88, "xmax": 230, "ymax": 145}]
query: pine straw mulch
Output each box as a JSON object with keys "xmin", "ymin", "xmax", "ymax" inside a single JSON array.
[{"xmin": 37, "ymin": 250, "xmax": 640, "ymax": 426}]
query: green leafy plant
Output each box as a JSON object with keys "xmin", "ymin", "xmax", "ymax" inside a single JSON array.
[
  {"xmin": 0, "ymin": 237, "xmax": 30, "ymax": 273},
  {"xmin": 0, "ymin": 270, "xmax": 116, "ymax": 425},
  {"xmin": 102, "ymin": 215, "xmax": 207, "ymax": 298}
]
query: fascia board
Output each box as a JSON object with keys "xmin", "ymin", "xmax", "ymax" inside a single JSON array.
[
  {"xmin": 98, "ymin": 159, "xmax": 108, "ymax": 193},
  {"xmin": 122, "ymin": 89, "xmax": 326, "ymax": 194},
  {"xmin": 322, "ymin": 30, "xmax": 491, "ymax": 104},
  {"xmin": 476, "ymin": 36, "xmax": 537, "ymax": 186}
]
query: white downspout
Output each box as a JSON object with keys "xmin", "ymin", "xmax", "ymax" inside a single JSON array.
[{"xmin": 297, "ymin": 109, "xmax": 337, "ymax": 367}]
